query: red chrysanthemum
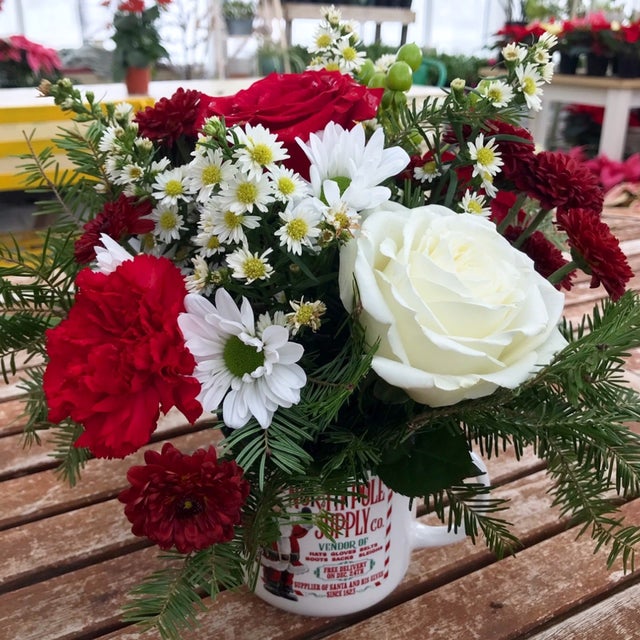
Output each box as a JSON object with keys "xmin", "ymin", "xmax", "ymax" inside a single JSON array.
[
  {"xmin": 74, "ymin": 193, "xmax": 154, "ymax": 264},
  {"xmin": 484, "ymin": 119, "xmax": 535, "ymax": 182},
  {"xmin": 513, "ymin": 150, "xmax": 604, "ymax": 213},
  {"xmin": 43, "ymin": 255, "xmax": 202, "ymax": 458},
  {"xmin": 119, "ymin": 443, "xmax": 250, "ymax": 553},
  {"xmin": 135, "ymin": 87, "xmax": 208, "ymax": 145},
  {"xmin": 556, "ymin": 208, "xmax": 633, "ymax": 300},
  {"xmin": 196, "ymin": 70, "xmax": 383, "ymax": 176}
]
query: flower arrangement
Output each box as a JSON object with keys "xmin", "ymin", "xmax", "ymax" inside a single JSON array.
[
  {"xmin": 0, "ymin": 34, "xmax": 62, "ymax": 88},
  {"xmin": 3, "ymin": 5, "xmax": 640, "ymax": 639},
  {"xmin": 105, "ymin": 0, "xmax": 172, "ymax": 81}
]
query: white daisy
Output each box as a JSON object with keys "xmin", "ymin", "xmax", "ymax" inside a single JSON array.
[
  {"xmin": 308, "ymin": 25, "xmax": 339, "ymax": 53},
  {"xmin": 274, "ymin": 199, "xmax": 324, "ymax": 255},
  {"xmin": 334, "ymin": 35, "xmax": 366, "ymax": 72},
  {"xmin": 532, "ymin": 46, "xmax": 551, "ymax": 66},
  {"xmin": 151, "ymin": 203, "xmax": 185, "ymax": 243},
  {"xmin": 217, "ymin": 170, "xmax": 273, "ymax": 214},
  {"xmin": 297, "ymin": 122, "xmax": 409, "ymax": 211},
  {"xmin": 210, "ymin": 207, "xmax": 260, "ymax": 245},
  {"xmin": 374, "ymin": 53, "xmax": 397, "ymax": 73},
  {"xmin": 152, "ymin": 167, "xmax": 192, "ymax": 206},
  {"xmin": 114, "ymin": 102, "xmax": 134, "ymax": 122},
  {"xmin": 93, "ymin": 233, "xmax": 133, "ymax": 274},
  {"xmin": 98, "ymin": 126, "xmax": 124, "ymax": 153},
  {"xmin": 540, "ymin": 61, "xmax": 555, "ymax": 83},
  {"xmin": 178, "ymin": 288, "xmax": 306, "ymax": 429},
  {"xmin": 478, "ymin": 79, "xmax": 514, "ymax": 108},
  {"xmin": 538, "ymin": 31, "xmax": 558, "ymax": 49},
  {"xmin": 112, "ymin": 162, "xmax": 145, "ymax": 185},
  {"xmin": 286, "ymin": 297, "xmax": 327, "ymax": 335},
  {"xmin": 467, "ymin": 133, "xmax": 503, "ymax": 178},
  {"xmin": 413, "ymin": 157, "xmax": 441, "ymax": 183},
  {"xmin": 321, "ymin": 180, "xmax": 360, "ymax": 239},
  {"xmin": 256, "ymin": 310, "xmax": 288, "ymax": 336},
  {"xmin": 501, "ymin": 42, "xmax": 527, "ymax": 63},
  {"xmin": 226, "ymin": 246, "xmax": 274, "ymax": 283},
  {"xmin": 193, "ymin": 228, "xmax": 226, "ymax": 258},
  {"xmin": 460, "ymin": 190, "xmax": 490, "ymax": 217},
  {"xmin": 479, "ymin": 170, "xmax": 498, "ymax": 198},
  {"xmin": 187, "ymin": 147, "xmax": 235, "ymax": 203},
  {"xmin": 233, "ymin": 124, "xmax": 289, "ymax": 179},
  {"xmin": 515, "ymin": 63, "xmax": 544, "ymax": 111},
  {"xmin": 185, "ymin": 255, "xmax": 214, "ymax": 296},
  {"xmin": 268, "ymin": 165, "xmax": 310, "ymax": 203}
]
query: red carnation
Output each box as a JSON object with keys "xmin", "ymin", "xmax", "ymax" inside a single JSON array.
[
  {"xmin": 556, "ymin": 208, "xmax": 633, "ymax": 300},
  {"xmin": 135, "ymin": 87, "xmax": 208, "ymax": 146},
  {"xmin": 196, "ymin": 70, "xmax": 383, "ymax": 176},
  {"xmin": 513, "ymin": 150, "xmax": 604, "ymax": 213},
  {"xmin": 74, "ymin": 193, "xmax": 154, "ymax": 264},
  {"xmin": 119, "ymin": 443, "xmax": 250, "ymax": 553},
  {"xmin": 43, "ymin": 255, "xmax": 202, "ymax": 458}
]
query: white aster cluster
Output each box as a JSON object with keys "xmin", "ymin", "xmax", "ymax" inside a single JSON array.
[{"xmin": 306, "ymin": 5, "xmax": 366, "ymax": 73}]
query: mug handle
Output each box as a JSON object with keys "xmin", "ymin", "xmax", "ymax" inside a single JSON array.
[{"xmin": 410, "ymin": 451, "xmax": 490, "ymax": 549}]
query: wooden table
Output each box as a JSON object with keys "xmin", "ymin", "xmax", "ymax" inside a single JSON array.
[
  {"xmin": 529, "ymin": 73, "xmax": 640, "ymax": 161},
  {"xmin": 1, "ymin": 207, "xmax": 640, "ymax": 639}
]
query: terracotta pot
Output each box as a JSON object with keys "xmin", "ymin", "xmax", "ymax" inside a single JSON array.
[{"xmin": 125, "ymin": 67, "xmax": 151, "ymax": 95}]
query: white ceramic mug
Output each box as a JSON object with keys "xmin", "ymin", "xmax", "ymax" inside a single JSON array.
[{"xmin": 253, "ymin": 452, "xmax": 489, "ymax": 616}]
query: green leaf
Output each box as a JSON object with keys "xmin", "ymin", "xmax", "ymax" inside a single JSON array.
[{"xmin": 376, "ymin": 423, "xmax": 479, "ymax": 496}]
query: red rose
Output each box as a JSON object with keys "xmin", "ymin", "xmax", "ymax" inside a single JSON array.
[
  {"xmin": 196, "ymin": 70, "xmax": 383, "ymax": 175},
  {"xmin": 119, "ymin": 443, "xmax": 250, "ymax": 553},
  {"xmin": 43, "ymin": 255, "xmax": 202, "ymax": 458}
]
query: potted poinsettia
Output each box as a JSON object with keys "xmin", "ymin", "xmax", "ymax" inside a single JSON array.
[{"xmin": 108, "ymin": 0, "xmax": 172, "ymax": 94}]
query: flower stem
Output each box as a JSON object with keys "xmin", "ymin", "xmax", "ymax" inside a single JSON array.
[
  {"xmin": 513, "ymin": 207, "xmax": 552, "ymax": 248},
  {"xmin": 547, "ymin": 260, "xmax": 577, "ymax": 286},
  {"xmin": 496, "ymin": 192, "xmax": 527, "ymax": 234}
]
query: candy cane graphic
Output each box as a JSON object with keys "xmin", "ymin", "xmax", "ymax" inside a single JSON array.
[{"xmin": 374, "ymin": 488, "xmax": 394, "ymax": 586}]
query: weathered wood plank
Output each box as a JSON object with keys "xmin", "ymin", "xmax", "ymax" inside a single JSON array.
[
  {"xmin": 320, "ymin": 500, "xmax": 640, "ymax": 640},
  {"xmin": 526, "ymin": 581, "xmax": 640, "ymax": 640},
  {"xmin": 0, "ymin": 428, "xmax": 222, "ymax": 531}
]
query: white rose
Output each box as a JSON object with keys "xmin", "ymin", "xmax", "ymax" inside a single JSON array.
[{"xmin": 339, "ymin": 203, "xmax": 568, "ymax": 407}]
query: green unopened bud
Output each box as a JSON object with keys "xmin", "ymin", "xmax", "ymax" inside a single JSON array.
[{"xmin": 450, "ymin": 77, "xmax": 466, "ymax": 93}]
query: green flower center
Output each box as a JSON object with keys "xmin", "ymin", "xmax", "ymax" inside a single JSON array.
[
  {"xmin": 476, "ymin": 147, "xmax": 495, "ymax": 167},
  {"xmin": 423, "ymin": 160, "xmax": 437, "ymax": 174},
  {"xmin": 236, "ymin": 181, "xmax": 258, "ymax": 205},
  {"xmin": 202, "ymin": 165, "xmax": 222, "ymax": 185},
  {"xmin": 487, "ymin": 87, "xmax": 502, "ymax": 102},
  {"xmin": 250, "ymin": 143, "xmax": 274, "ymax": 166},
  {"xmin": 165, "ymin": 179, "xmax": 184, "ymax": 197},
  {"xmin": 286, "ymin": 218, "xmax": 309, "ymax": 241},
  {"xmin": 223, "ymin": 335, "xmax": 265, "ymax": 377}
]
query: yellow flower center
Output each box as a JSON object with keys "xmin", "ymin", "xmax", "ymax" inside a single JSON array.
[
  {"xmin": 159, "ymin": 211, "xmax": 178, "ymax": 230},
  {"xmin": 316, "ymin": 33, "xmax": 332, "ymax": 48},
  {"xmin": 333, "ymin": 210, "xmax": 351, "ymax": 230},
  {"xmin": 286, "ymin": 218, "xmax": 309, "ymax": 241},
  {"xmin": 236, "ymin": 181, "xmax": 258, "ymax": 205},
  {"xmin": 277, "ymin": 176, "xmax": 295, "ymax": 195},
  {"xmin": 243, "ymin": 256, "xmax": 267, "ymax": 280},
  {"xmin": 467, "ymin": 200, "xmax": 484, "ymax": 215},
  {"xmin": 325, "ymin": 61, "xmax": 341, "ymax": 71},
  {"xmin": 224, "ymin": 210, "xmax": 242, "ymax": 228},
  {"xmin": 294, "ymin": 304, "xmax": 314, "ymax": 325},
  {"xmin": 487, "ymin": 87, "xmax": 503, "ymax": 102},
  {"xmin": 250, "ymin": 143, "xmax": 274, "ymax": 166},
  {"xmin": 202, "ymin": 165, "xmax": 222, "ymax": 185},
  {"xmin": 522, "ymin": 76, "xmax": 537, "ymax": 96},
  {"xmin": 129, "ymin": 166, "xmax": 143, "ymax": 179},
  {"xmin": 423, "ymin": 160, "xmax": 437, "ymax": 174},
  {"xmin": 164, "ymin": 179, "xmax": 184, "ymax": 197},
  {"xmin": 476, "ymin": 147, "xmax": 495, "ymax": 167},
  {"xmin": 342, "ymin": 46, "xmax": 357, "ymax": 62},
  {"xmin": 207, "ymin": 235, "xmax": 221, "ymax": 249}
]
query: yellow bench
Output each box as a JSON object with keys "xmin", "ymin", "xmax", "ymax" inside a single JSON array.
[{"xmin": 0, "ymin": 97, "xmax": 155, "ymax": 191}]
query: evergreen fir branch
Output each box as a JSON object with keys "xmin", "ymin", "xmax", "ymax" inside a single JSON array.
[
  {"xmin": 427, "ymin": 482, "xmax": 520, "ymax": 558},
  {"xmin": 48, "ymin": 421, "xmax": 90, "ymax": 487}
]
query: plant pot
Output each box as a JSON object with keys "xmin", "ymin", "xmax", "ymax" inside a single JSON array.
[
  {"xmin": 225, "ymin": 17, "xmax": 254, "ymax": 36},
  {"xmin": 253, "ymin": 455, "xmax": 489, "ymax": 616},
  {"xmin": 616, "ymin": 53, "xmax": 640, "ymax": 78},
  {"xmin": 585, "ymin": 52, "xmax": 610, "ymax": 77},
  {"xmin": 125, "ymin": 66, "xmax": 151, "ymax": 95},
  {"xmin": 558, "ymin": 52, "xmax": 580, "ymax": 75}
]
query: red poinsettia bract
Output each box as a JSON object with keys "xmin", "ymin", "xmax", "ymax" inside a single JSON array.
[
  {"xmin": 43, "ymin": 255, "xmax": 202, "ymax": 458},
  {"xmin": 119, "ymin": 443, "xmax": 250, "ymax": 553},
  {"xmin": 556, "ymin": 208, "xmax": 633, "ymax": 300},
  {"xmin": 74, "ymin": 193, "xmax": 155, "ymax": 264}
]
